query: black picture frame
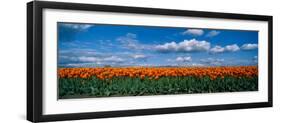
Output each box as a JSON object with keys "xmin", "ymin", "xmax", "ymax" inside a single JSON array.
[{"xmin": 27, "ymin": 1, "xmax": 273, "ymax": 122}]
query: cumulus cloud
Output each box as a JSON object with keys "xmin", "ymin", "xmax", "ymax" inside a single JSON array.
[
  {"xmin": 241, "ymin": 43, "xmax": 258, "ymax": 50},
  {"xmin": 209, "ymin": 45, "xmax": 225, "ymax": 54},
  {"xmin": 61, "ymin": 23, "xmax": 94, "ymax": 31},
  {"xmin": 209, "ymin": 44, "xmax": 240, "ymax": 54},
  {"xmin": 182, "ymin": 29, "xmax": 204, "ymax": 36},
  {"xmin": 155, "ymin": 39, "xmax": 211, "ymax": 53},
  {"xmin": 206, "ymin": 30, "xmax": 220, "ymax": 37},
  {"xmin": 225, "ymin": 44, "xmax": 240, "ymax": 52},
  {"xmin": 177, "ymin": 39, "xmax": 211, "ymax": 52},
  {"xmin": 175, "ymin": 56, "xmax": 192, "ymax": 62},
  {"xmin": 155, "ymin": 42, "xmax": 177, "ymax": 52}
]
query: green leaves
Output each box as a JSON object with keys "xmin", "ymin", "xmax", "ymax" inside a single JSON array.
[{"xmin": 59, "ymin": 76, "xmax": 258, "ymax": 99}]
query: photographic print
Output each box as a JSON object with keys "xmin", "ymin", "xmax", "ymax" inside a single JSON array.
[
  {"xmin": 27, "ymin": 1, "xmax": 272, "ymax": 121},
  {"xmin": 58, "ymin": 22, "xmax": 258, "ymax": 99}
]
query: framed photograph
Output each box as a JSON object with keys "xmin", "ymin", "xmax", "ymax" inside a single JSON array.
[{"xmin": 27, "ymin": 1, "xmax": 273, "ymax": 122}]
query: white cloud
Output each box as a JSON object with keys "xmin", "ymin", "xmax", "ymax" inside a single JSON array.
[
  {"xmin": 209, "ymin": 44, "xmax": 240, "ymax": 54},
  {"xmin": 64, "ymin": 63, "xmax": 96, "ymax": 67},
  {"xmin": 131, "ymin": 54, "xmax": 148, "ymax": 59},
  {"xmin": 241, "ymin": 43, "xmax": 258, "ymax": 50},
  {"xmin": 59, "ymin": 49, "xmax": 145, "ymax": 67},
  {"xmin": 78, "ymin": 56, "xmax": 99, "ymax": 62},
  {"xmin": 225, "ymin": 44, "xmax": 240, "ymax": 52},
  {"xmin": 117, "ymin": 33, "xmax": 139, "ymax": 49},
  {"xmin": 61, "ymin": 23, "xmax": 94, "ymax": 31},
  {"xmin": 155, "ymin": 42, "xmax": 177, "ymax": 52},
  {"xmin": 189, "ymin": 63, "xmax": 205, "ymax": 67},
  {"xmin": 176, "ymin": 56, "xmax": 192, "ymax": 62},
  {"xmin": 178, "ymin": 39, "xmax": 211, "ymax": 52},
  {"xmin": 209, "ymin": 45, "xmax": 225, "ymax": 54},
  {"xmin": 59, "ymin": 49, "xmax": 102, "ymax": 58},
  {"xmin": 155, "ymin": 39, "xmax": 211, "ymax": 53},
  {"xmin": 182, "ymin": 29, "xmax": 204, "ymax": 36},
  {"xmin": 76, "ymin": 56, "xmax": 125, "ymax": 63},
  {"xmin": 103, "ymin": 56, "xmax": 124, "ymax": 62},
  {"xmin": 206, "ymin": 30, "xmax": 220, "ymax": 37},
  {"xmin": 117, "ymin": 33, "xmax": 152, "ymax": 50}
]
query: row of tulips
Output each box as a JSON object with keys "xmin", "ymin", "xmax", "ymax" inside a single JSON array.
[{"xmin": 58, "ymin": 66, "xmax": 258, "ymax": 80}]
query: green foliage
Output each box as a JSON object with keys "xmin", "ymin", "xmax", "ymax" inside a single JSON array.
[{"xmin": 59, "ymin": 76, "xmax": 258, "ymax": 99}]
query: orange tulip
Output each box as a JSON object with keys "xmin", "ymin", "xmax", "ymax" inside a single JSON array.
[{"xmin": 58, "ymin": 66, "xmax": 258, "ymax": 81}]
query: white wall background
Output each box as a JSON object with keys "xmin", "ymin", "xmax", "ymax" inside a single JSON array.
[{"xmin": 0, "ymin": 0, "xmax": 279, "ymax": 122}]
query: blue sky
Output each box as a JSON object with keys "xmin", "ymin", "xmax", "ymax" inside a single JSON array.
[{"xmin": 58, "ymin": 22, "xmax": 258, "ymax": 67}]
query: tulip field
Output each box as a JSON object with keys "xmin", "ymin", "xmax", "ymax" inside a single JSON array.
[{"xmin": 58, "ymin": 66, "xmax": 258, "ymax": 99}]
